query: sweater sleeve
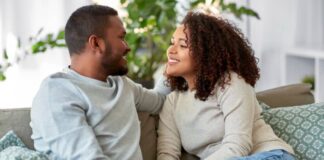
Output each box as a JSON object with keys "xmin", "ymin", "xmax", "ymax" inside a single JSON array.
[
  {"xmin": 31, "ymin": 78, "xmax": 110, "ymax": 160},
  {"xmin": 154, "ymin": 74, "xmax": 172, "ymax": 95},
  {"xmin": 157, "ymin": 94, "xmax": 181, "ymax": 160},
  {"xmin": 125, "ymin": 77, "xmax": 167, "ymax": 114},
  {"xmin": 205, "ymin": 76, "xmax": 255, "ymax": 160}
]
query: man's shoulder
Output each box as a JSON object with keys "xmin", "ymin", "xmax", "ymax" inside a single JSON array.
[
  {"xmin": 39, "ymin": 72, "xmax": 77, "ymax": 92},
  {"xmin": 110, "ymin": 75, "xmax": 136, "ymax": 87},
  {"xmin": 111, "ymin": 75, "xmax": 132, "ymax": 82}
]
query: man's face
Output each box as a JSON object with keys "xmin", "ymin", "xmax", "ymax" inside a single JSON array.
[{"xmin": 101, "ymin": 16, "xmax": 130, "ymax": 76}]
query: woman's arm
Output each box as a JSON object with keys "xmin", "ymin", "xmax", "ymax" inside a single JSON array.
[
  {"xmin": 157, "ymin": 94, "xmax": 182, "ymax": 160},
  {"xmin": 206, "ymin": 75, "xmax": 256, "ymax": 160}
]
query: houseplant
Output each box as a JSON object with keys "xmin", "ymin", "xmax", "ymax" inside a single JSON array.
[
  {"xmin": 0, "ymin": 29, "xmax": 65, "ymax": 81},
  {"xmin": 121, "ymin": 0, "xmax": 259, "ymax": 88},
  {"xmin": 0, "ymin": 0, "xmax": 259, "ymax": 86},
  {"xmin": 120, "ymin": 0, "xmax": 177, "ymax": 88}
]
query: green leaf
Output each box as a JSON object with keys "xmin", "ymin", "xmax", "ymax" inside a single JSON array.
[
  {"xmin": 190, "ymin": 0, "xmax": 205, "ymax": 8},
  {"xmin": 3, "ymin": 49, "xmax": 8, "ymax": 59},
  {"xmin": 55, "ymin": 43, "xmax": 67, "ymax": 47},
  {"xmin": 31, "ymin": 41, "xmax": 46, "ymax": 54},
  {"xmin": 46, "ymin": 34, "xmax": 53, "ymax": 42},
  {"xmin": 17, "ymin": 38, "xmax": 21, "ymax": 48},
  {"xmin": 120, "ymin": 0, "xmax": 127, "ymax": 5},
  {"xmin": 238, "ymin": 7, "xmax": 260, "ymax": 19},
  {"xmin": 0, "ymin": 72, "xmax": 6, "ymax": 81},
  {"xmin": 56, "ymin": 30, "xmax": 65, "ymax": 39}
]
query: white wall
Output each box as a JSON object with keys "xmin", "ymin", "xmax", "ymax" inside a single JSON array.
[
  {"xmin": 249, "ymin": 0, "xmax": 298, "ymax": 91},
  {"xmin": 0, "ymin": 0, "xmax": 323, "ymax": 108},
  {"xmin": 0, "ymin": 0, "xmax": 91, "ymax": 108},
  {"xmin": 249, "ymin": 0, "xmax": 324, "ymax": 91}
]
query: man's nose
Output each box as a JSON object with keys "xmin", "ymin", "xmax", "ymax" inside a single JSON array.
[{"xmin": 124, "ymin": 43, "xmax": 131, "ymax": 52}]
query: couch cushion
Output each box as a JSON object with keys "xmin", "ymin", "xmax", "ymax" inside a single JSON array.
[
  {"xmin": 0, "ymin": 108, "xmax": 33, "ymax": 150},
  {"xmin": 256, "ymin": 83, "xmax": 314, "ymax": 107},
  {"xmin": 261, "ymin": 102, "xmax": 324, "ymax": 160},
  {"xmin": 0, "ymin": 130, "xmax": 48, "ymax": 160},
  {"xmin": 0, "ymin": 109, "xmax": 157, "ymax": 160},
  {"xmin": 0, "ymin": 146, "xmax": 48, "ymax": 160},
  {"xmin": 0, "ymin": 130, "xmax": 26, "ymax": 152},
  {"xmin": 138, "ymin": 112, "xmax": 158, "ymax": 160}
]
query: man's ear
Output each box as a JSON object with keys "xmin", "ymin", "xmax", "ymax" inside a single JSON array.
[{"xmin": 88, "ymin": 35, "xmax": 105, "ymax": 53}]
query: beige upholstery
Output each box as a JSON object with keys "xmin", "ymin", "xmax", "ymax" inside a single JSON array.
[
  {"xmin": 0, "ymin": 110, "xmax": 159, "ymax": 160},
  {"xmin": 0, "ymin": 108, "xmax": 33, "ymax": 149},
  {"xmin": 256, "ymin": 83, "xmax": 314, "ymax": 107},
  {"xmin": 0, "ymin": 83, "xmax": 314, "ymax": 160}
]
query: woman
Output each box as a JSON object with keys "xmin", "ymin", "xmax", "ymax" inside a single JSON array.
[{"xmin": 157, "ymin": 11, "xmax": 295, "ymax": 160}]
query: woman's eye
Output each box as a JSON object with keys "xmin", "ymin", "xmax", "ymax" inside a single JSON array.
[{"xmin": 180, "ymin": 45, "xmax": 188, "ymax": 48}]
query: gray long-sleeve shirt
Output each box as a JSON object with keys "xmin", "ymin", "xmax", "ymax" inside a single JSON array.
[
  {"xmin": 30, "ymin": 68, "xmax": 167, "ymax": 160},
  {"xmin": 157, "ymin": 73, "xmax": 294, "ymax": 160}
]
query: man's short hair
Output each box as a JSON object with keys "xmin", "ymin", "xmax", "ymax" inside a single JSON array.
[{"xmin": 65, "ymin": 5, "xmax": 118, "ymax": 55}]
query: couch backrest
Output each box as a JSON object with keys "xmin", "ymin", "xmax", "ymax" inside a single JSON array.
[
  {"xmin": 0, "ymin": 83, "xmax": 315, "ymax": 160},
  {"xmin": 256, "ymin": 83, "xmax": 314, "ymax": 107},
  {"xmin": 0, "ymin": 108, "xmax": 34, "ymax": 149},
  {"xmin": 0, "ymin": 109, "xmax": 157, "ymax": 160}
]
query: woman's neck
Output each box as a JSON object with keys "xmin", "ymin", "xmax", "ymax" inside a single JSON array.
[{"xmin": 183, "ymin": 75, "xmax": 196, "ymax": 91}]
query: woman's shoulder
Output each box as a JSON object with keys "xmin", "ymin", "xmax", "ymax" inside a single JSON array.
[
  {"xmin": 215, "ymin": 72, "xmax": 254, "ymax": 96},
  {"xmin": 166, "ymin": 90, "xmax": 193, "ymax": 103},
  {"xmin": 166, "ymin": 90, "xmax": 181, "ymax": 101}
]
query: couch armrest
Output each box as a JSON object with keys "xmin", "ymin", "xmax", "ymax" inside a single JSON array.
[{"xmin": 256, "ymin": 83, "xmax": 314, "ymax": 107}]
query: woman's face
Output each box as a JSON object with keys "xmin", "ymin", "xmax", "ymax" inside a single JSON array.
[{"xmin": 166, "ymin": 25, "xmax": 195, "ymax": 79}]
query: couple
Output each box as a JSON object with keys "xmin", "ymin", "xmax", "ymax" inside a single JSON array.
[{"xmin": 31, "ymin": 5, "xmax": 295, "ymax": 160}]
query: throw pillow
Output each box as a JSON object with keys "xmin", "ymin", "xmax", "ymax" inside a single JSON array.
[
  {"xmin": 0, "ymin": 130, "xmax": 26, "ymax": 152},
  {"xmin": 0, "ymin": 146, "xmax": 48, "ymax": 160},
  {"xmin": 261, "ymin": 102, "xmax": 324, "ymax": 160},
  {"xmin": 0, "ymin": 130, "xmax": 49, "ymax": 160}
]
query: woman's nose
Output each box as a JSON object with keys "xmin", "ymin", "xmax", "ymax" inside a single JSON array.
[{"xmin": 168, "ymin": 46, "xmax": 176, "ymax": 55}]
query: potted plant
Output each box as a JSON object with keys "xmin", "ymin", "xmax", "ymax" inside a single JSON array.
[
  {"xmin": 121, "ymin": 0, "xmax": 259, "ymax": 88},
  {"xmin": 1, "ymin": 0, "xmax": 259, "ymax": 88},
  {"xmin": 120, "ymin": 0, "xmax": 177, "ymax": 88}
]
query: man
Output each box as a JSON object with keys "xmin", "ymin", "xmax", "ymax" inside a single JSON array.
[{"xmin": 30, "ymin": 5, "xmax": 168, "ymax": 160}]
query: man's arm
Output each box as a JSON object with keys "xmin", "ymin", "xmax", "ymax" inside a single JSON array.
[
  {"xmin": 154, "ymin": 74, "xmax": 171, "ymax": 95},
  {"xmin": 125, "ymin": 76, "xmax": 171, "ymax": 114},
  {"xmin": 31, "ymin": 78, "xmax": 110, "ymax": 160}
]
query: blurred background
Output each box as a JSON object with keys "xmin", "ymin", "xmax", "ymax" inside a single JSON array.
[{"xmin": 0, "ymin": 0, "xmax": 323, "ymax": 108}]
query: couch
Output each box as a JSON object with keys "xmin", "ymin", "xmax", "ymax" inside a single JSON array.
[{"xmin": 0, "ymin": 83, "xmax": 318, "ymax": 160}]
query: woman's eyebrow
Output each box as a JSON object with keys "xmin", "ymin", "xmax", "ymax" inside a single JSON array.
[{"xmin": 179, "ymin": 38, "xmax": 188, "ymax": 43}]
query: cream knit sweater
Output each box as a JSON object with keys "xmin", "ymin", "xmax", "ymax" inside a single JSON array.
[{"xmin": 157, "ymin": 73, "xmax": 294, "ymax": 160}]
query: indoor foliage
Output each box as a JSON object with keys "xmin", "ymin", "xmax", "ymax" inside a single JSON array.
[{"xmin": 0, "ymin": 0, "xmax": 259, "ymax": 83}]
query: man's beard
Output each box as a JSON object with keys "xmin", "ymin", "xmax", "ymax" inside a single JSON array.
[
  {"xmin": 111, "ymin": 64, "xmax": 128, "ymax": 76},
  {"xmin": 102, "ymin": 41, "xmax": 128, "ymax": 76}
]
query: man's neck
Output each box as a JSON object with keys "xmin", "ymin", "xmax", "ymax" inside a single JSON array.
[{"xmin": 70, "ymin": 56, "xmax": 108, "ymax": 82}]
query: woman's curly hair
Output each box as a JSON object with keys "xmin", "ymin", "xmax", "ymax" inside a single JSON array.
[{"xmin": 167, "ymin": 11, "xmax": 260, "ymax": 101}]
